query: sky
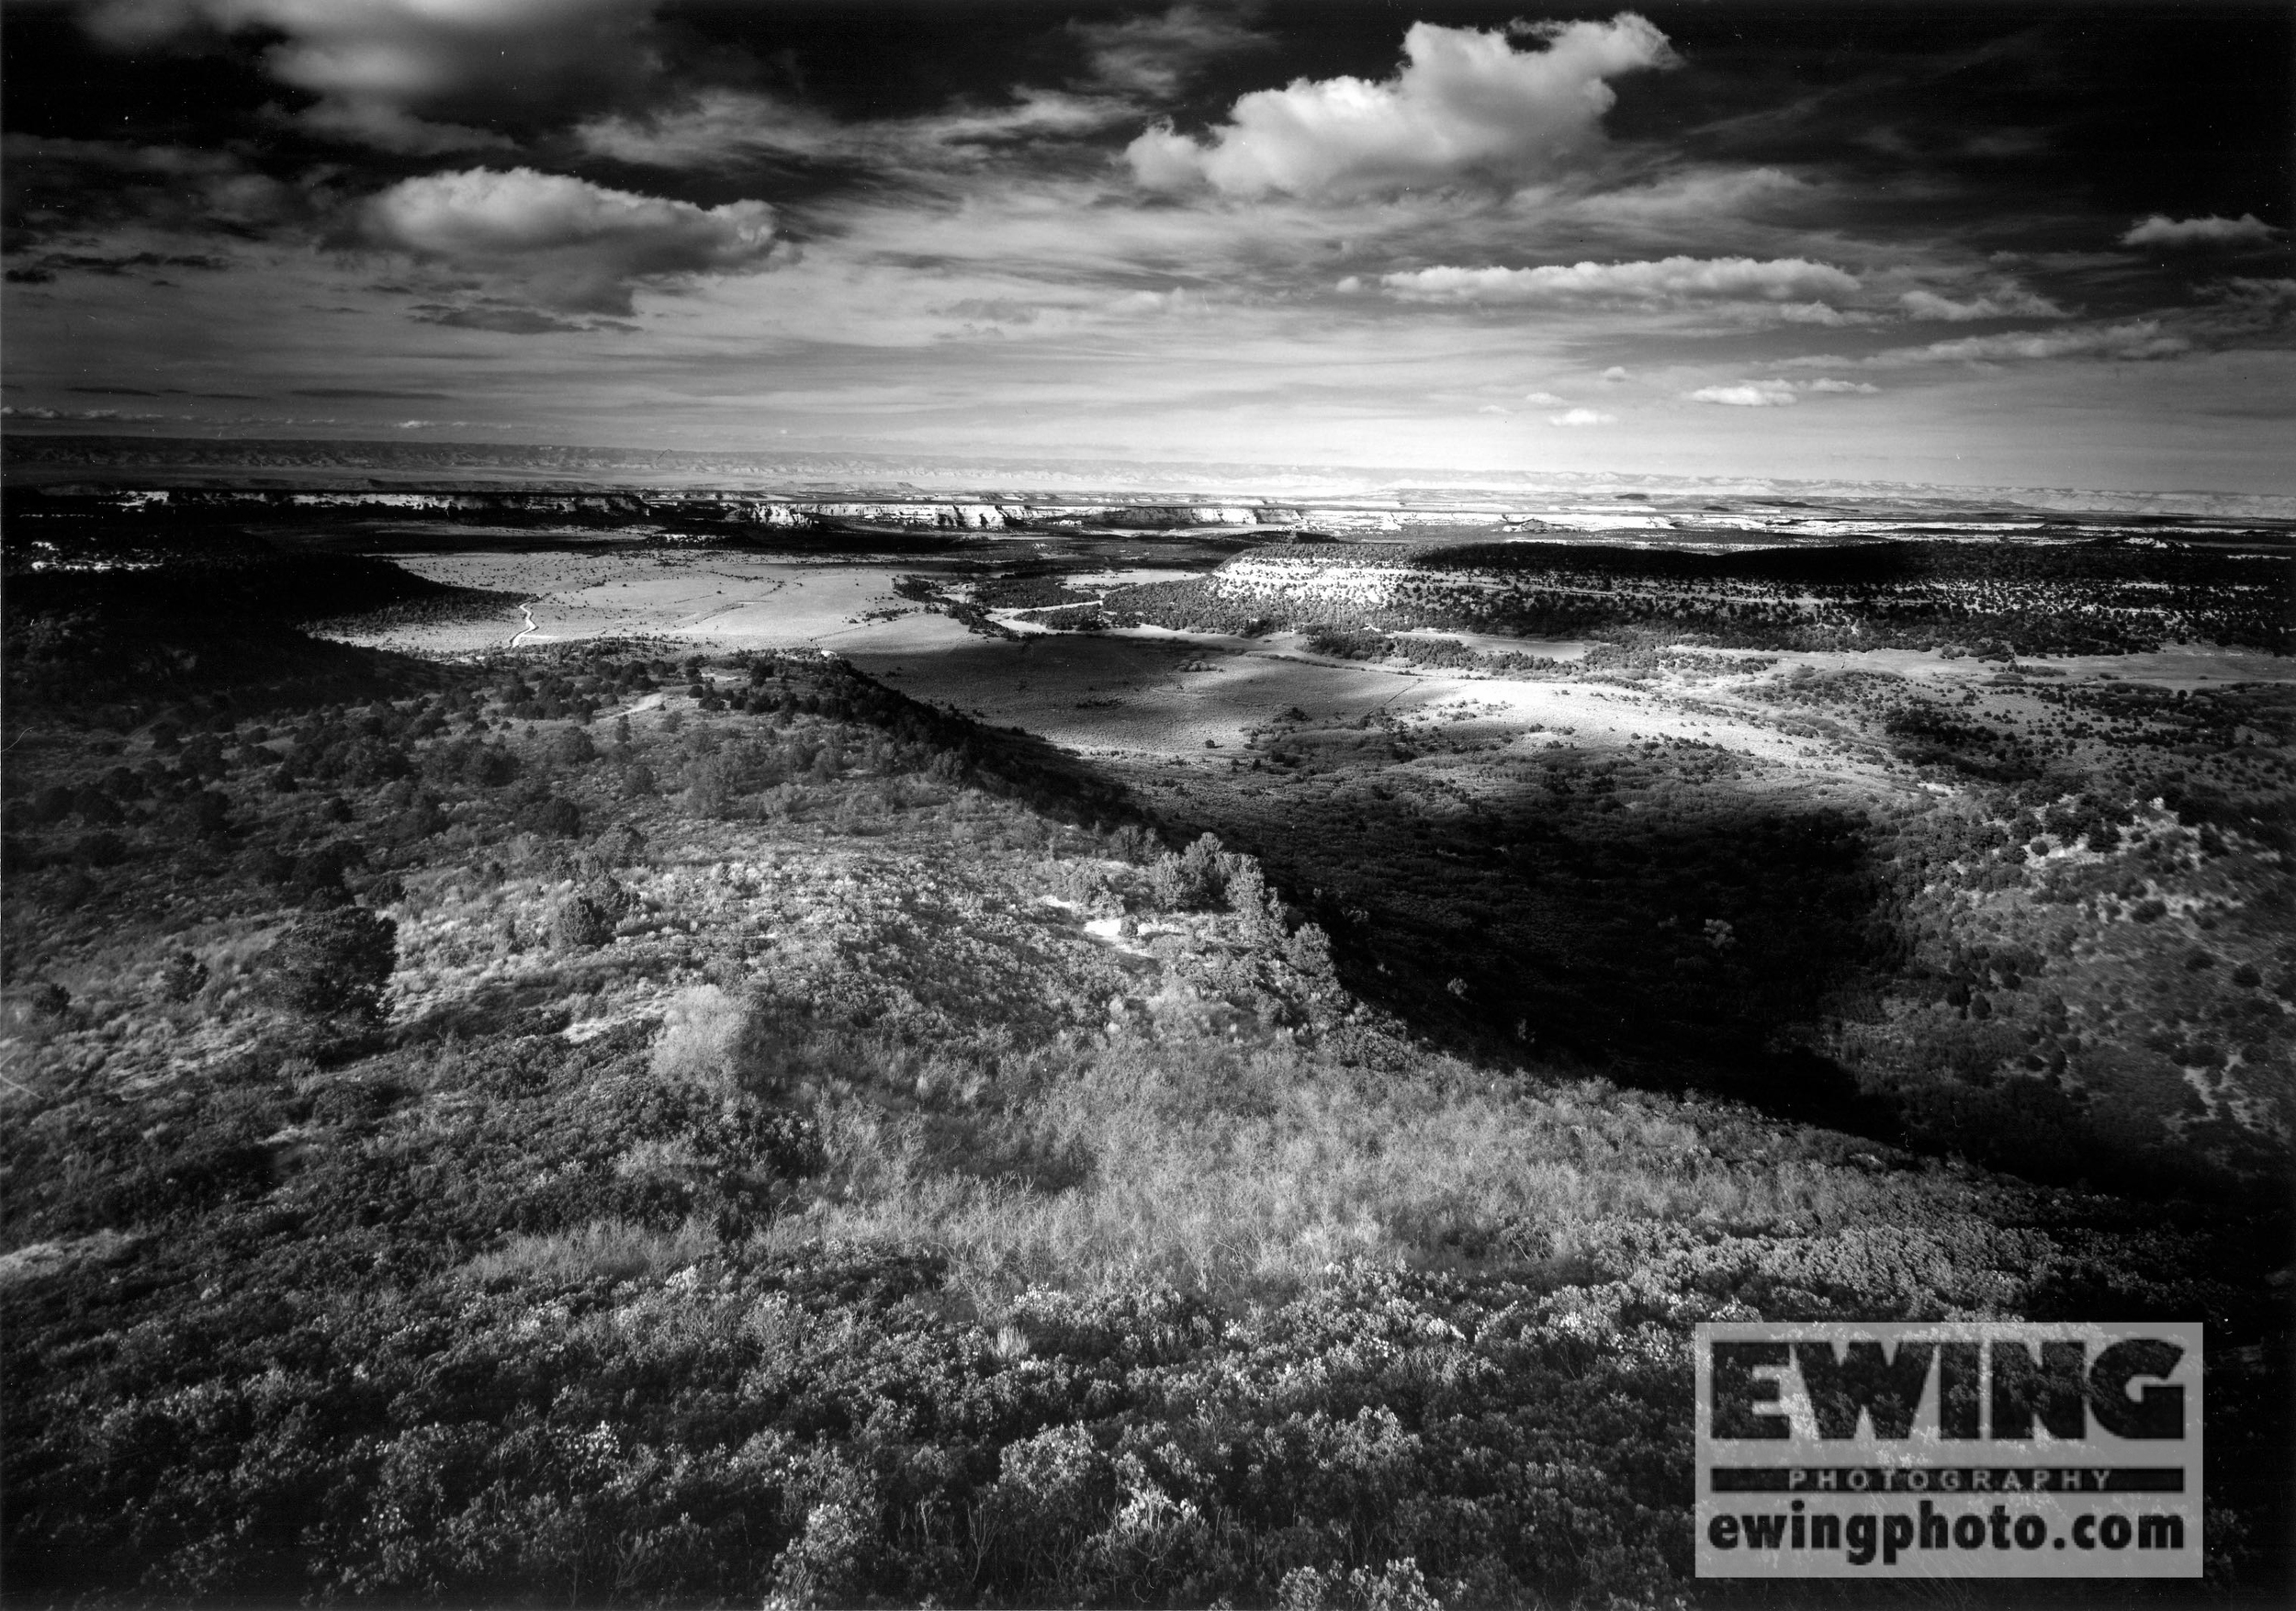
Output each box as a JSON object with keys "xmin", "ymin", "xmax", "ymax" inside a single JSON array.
[{"xmin": 3, "ymin": 0, "xmax": 2291, "ymax": 493}]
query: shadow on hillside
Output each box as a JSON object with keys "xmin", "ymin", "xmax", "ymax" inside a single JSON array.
[{"xmin": 1242, "ymin": 784, "xmax": 1907, "ymax": 1133}]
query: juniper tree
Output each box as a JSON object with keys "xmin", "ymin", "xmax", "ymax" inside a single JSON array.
[{"xmin": 260, "ymin": 907, "xmax": 397, "ymax": 1026}]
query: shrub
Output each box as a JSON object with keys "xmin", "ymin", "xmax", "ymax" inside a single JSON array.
[
  {"xmin": 1146, "ymin": 832, "xmax": 1230, "ymax": 910},
  {"xmin": 621, "ymin": 760, "xmax": 658, "ymax": 797},
  {"xmin": 517, "ymin": 795, "xmax": 582, "ymax": 839},
  {"xmin": 595, "ymin": 821, "xmax": 647, "ymax": 863},
  {"xmin": 259, "ymin": 907, "xmax": 398, "ymax": 1024},
  {"xmin": 70, "ymin": 786, "xmax": 123, "ymax": 826},
  {"xmin": 158, "ymin": 950, "xmax": 209, "ymax": 1004},
  {"xmin": 548, "ymin": 882, "xmax": 627, "ymax": 950},
  {"xmin": 683, "ymin": 760, "xmax": 733, "ymax": 821},
  {"xmin": 550, "ymin": 727, "xmax": 597, "ymax": 766},
  {"xmin": 75, "ymin": 830, "xmax": 128, "ymax": 867},
  {"xmin": 181, "ymin": 789, "xmax": 232, "ymax": 836},
  {"xmin": 289, "ymin": 840, "xmax": 366, "ymax": 907},
  {"xmin": 465, "ymin": 1218, "xmax": 715, "ymax": 1284},
  {"xmin": 649, "ymin": 986, "xmax": 788, "ymax": 1094},
  {"xmin": 23, "ymin": 980, "xmax": 71, "ymax": 1019}
]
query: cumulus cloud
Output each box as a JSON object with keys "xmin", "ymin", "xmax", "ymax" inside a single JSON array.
[
  {"xmin": 1898, "ymin": 287, "xmax": 2069, "ymax": 321},
  {"xmin": 1125, "ymin": 16, "xmax": 1676, "ymax": 199},
  {"xmin": 75, "ymin": 0, "xmax": 657, "ymax": 152},
  {"xmin": 2120, "ymin": 213, "xmax": 2279, "ymax": 250},
  {"xmin": 1802, "ymin": 377, "xmax": 1880, "ymax": 394},
  {"xmin": 1687, "ymin": 380, "xmax": 1797, "ymax": 407},
  {"xmin": 1548, "ymin": 407, "xmax": 1615, "ymax": 426},
  {"xmin": 1377, "ymin": 255, "xmax": 1859, "ymax": 308},
  {"xmin": 361, "ymin": 167, "xmax": 777, "ymax": 314},
  {"xmin": 1522, "ymin": 390, "xmax": 1567, "ymax": 404}
]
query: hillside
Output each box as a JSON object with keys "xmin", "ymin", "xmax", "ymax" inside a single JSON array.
[{"xmin": 3, "ymin": 569, "xmax": 2290, "ymax": 1605}]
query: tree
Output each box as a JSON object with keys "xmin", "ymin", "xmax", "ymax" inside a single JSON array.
[{"xmin": 260, "ymin": 907, "xmax": 397, "ymax": 1025}]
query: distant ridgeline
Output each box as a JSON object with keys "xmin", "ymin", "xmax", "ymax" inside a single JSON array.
[
  {"xmin": 5, "ymin": 484, "xmax": 1322, "ymax": 537},
  {"xmin": 1044, "ymin": 539, "xmax": 2296, "ymax": 657}
]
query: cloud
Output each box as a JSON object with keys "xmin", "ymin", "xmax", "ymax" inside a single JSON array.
[
  {"xmin": 1, "ymin": 134, "xmax": 308, "ymax": 245},
  {"xmin": 577, "ymin": 89, "xmax": 840, "ymax": 169},
  {"xmin": 1559, "ymin": 164, "xmax": 1812, "ymax": 225},
  {"xmin": 1686, "ymin": 377, "xmax": 1879, "ymax": 405},
  {"xmin": 1125, "ymin": 16, "xmax": 1676, "ymax": 199},
  {"xmin": 1548, "ymin": 407, "xmax": 1615, "ymax": 426},
  {"xmin": 74, "ymin": 0, "xmax": 657, "ymax": 152},
  {"xmin": 1766, "ymin": 301, "xmax": 1874, "ymax": 326},
  {"xmin": 578, "ymin": 84, "xmax": 1136, "ymax": 173},
  {"xmin": 1598, "ymin": 366, "xmax": 1629, "ymax": 383},
  {"xmin": 1845, "ymin": 320, "xmax": 2191, "ymax": 366},
  {"xmin": 361, "ymin": 167, "xmax": 777, "ymax": 313},
  {"xmin": 1687, "ymin": 380, "xmax": 1796, "ymax": 407},
  {"xmin": 409, "ymin": 304, "xmax": 592, "ymax": 333},
  {"xmin": 1071, "ymin": 3, "xmax": 1271, "ymax": 99},
  {"xmin": 2120, "ymin": 213, "xmax": 2279, "ymax": 250},
  {"xmin": 2212, "ymin": 276, "xmax": 2296, "ymax": 307},
  {"xmin": 1377, "ymin": 255, "xmax": 1859, "ymax": 308},
  {"xmin": 1898, "ymin": 287, "xmax": 2069, "ymax": 321},
  {"xmin": 1522, "ymin": 390, "xmax": 1567, "ymax": 405},
  {"xmin": 1, "ymin": 404, "xmax": 165, "ymax": 422},
  {"xmin": 6, "ymin": 250, "xmax": 231, "ymax": 279}
]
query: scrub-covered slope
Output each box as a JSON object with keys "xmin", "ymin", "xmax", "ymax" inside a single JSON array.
[{"xmin": 3, "ymin": 626, "xmax": 2288, "ymax": 1607}]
